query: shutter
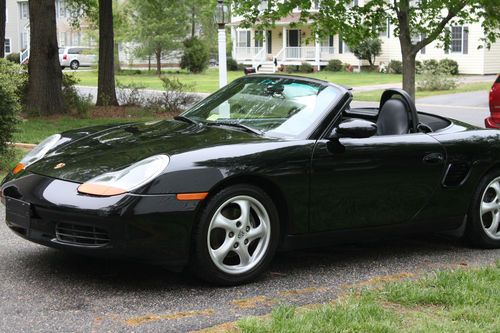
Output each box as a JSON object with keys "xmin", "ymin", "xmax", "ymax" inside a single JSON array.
[
  {"xmin": 444, "ymin": 28, "xmax": 450, "ymax": 54},
  {"xmin": 339, "ymin": 34, "xmax": 343, "ymax": 54},
  {"xmin": 463, "ymin": 27, "xmax": 468, "ymax": 54},
  {"xmin": 246, "ymin": 31, "xmax": 251, "ymax": 47},
  {"xmin": 329, "ymin": 35, "xmax": 334, "ymax": 47},
  {"xmin": 387, "ymin": 19, "xmax": 390, "ymax": 38}
]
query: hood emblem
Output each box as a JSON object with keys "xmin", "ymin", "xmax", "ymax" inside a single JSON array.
[{"xmin": 54, "ymin": 163, "xmax": 66, "ymax": 170}]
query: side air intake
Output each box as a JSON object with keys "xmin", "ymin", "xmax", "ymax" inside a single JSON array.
[{"xmin": 443, "ymin": 163, "xmax": 470, "ymax": 187}]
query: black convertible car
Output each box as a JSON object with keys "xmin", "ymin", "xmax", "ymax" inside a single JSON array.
[{"xmin": 2, "ymin": 75, "xmax": 500, "ymax": 285}]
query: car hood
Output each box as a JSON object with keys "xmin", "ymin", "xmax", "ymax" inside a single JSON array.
[{"xmin": 27, "ymin": 119, "xmax": 271, "ymax": 183}]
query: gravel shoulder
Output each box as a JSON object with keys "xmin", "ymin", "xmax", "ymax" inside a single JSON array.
[{"xmin": 1, "ymin": 204, "xmax": 499, "ymax": 333}]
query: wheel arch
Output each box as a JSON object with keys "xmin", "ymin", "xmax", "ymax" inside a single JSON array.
[{"xmin": 196, "ymin": 174, "xmax": 290, "ymax": 244}]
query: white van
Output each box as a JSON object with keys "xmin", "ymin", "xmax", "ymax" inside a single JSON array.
[{"xmin": 59, "ymin": 47, "xmax": 97, "ymax": 70}]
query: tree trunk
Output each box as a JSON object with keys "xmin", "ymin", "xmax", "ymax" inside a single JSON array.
[
  {"xmin": 26, "ymin": 0, "xmax": 64, "ymax": 115},
  {"xmin": 114, "ymin": 41, "xmax": 121, "ymax": 73},
  {"xmin": 191, "ymin": 6, "xmax": 196, "ymax": 38},
  {"xmin": 97, "ymin": 0, "xmax": 118, "ymax": 106},
  {"xmin": 0, "ymin": 0, "xmax": 5, "ymax": 58},
  {"xmin": 148, "ymin": 54, "xmax": 151, "ymax": 72},
  {"xmin": 401, "ymin": 50, "xmax": 416, "ymax": 101},
  {"xmin": 155, "ymin": 48, "xmax": 162, "ymax": 76}
]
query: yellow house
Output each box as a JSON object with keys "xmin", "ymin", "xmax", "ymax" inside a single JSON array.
[{"xmin": 229, "ymin": 4, "xmax": 500, "ymax": 75}]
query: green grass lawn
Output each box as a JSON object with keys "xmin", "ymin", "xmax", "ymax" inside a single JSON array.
[
  {"xmin": 237, "ymin": 262, "xmax": 500, "ymax": 333},
  {"xmin": 72, "ymin": 69, "xmax": 402, "ymax": 93},
  {"xmin": 14, "ymin": 116, "xmax": 156, "ymax": 144},
  {"xmin": 354, "ymin": 81, "xmax": 492, "ymax": 102}
]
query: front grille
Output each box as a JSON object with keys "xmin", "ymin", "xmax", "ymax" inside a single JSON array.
[
  {"xmin": 55, "ymin": 222, "xmax": 110, "ymax": 247},
  {"xmin": 443, "ymin": 163, "xmax": 470, "ymax": 187}
]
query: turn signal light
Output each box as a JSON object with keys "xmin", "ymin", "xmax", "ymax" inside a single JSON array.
[
  {"xmin": 12, "ymin": 163, "xmax": 26, "ymax": 175},
  {"xmin": 77, "ymin": 183, "xmax": 127, "ymax": 197},
  {"xmin": 176, "ymin": 192, "xmax": 209, "ymax": 201}
]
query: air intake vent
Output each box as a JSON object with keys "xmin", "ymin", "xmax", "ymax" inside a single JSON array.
[
  {"xmin": 55, "ymin": 222, "xmax": 110, "ymax": 247},
  {"xmin": 443, "ymin": 163, "xmax": 470, "ymax": 187}
]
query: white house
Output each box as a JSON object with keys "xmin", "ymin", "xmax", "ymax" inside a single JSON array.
[
  {"xmin": 229, "ymin": 2, "xmax": 500, "ymax": 74},
  {"xmin": 4, "ymin": 0, "xmax": 93, "ymax": 63}
]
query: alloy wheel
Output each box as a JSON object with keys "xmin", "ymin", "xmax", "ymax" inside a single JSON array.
[
  {"xmin": 207, "ymin": 195, "xmax": 271, "ymax": 274},
  {"xmin": 480, "ymin": 177, "xmax": 500, "ymax": 240}
]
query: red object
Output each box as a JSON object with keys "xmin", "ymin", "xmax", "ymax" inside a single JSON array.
[
  {"xmin": 485, "ymin": 74, "xmax": 500, "ymax": 128},
  {"xmin": 63, "ymin": 54, "xmax": 68, "ymax": 60}
]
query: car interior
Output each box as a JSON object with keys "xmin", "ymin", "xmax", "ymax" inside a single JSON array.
[{"xmin": 344, "ymin": 89, "xmax": 452, "ymax": 135}]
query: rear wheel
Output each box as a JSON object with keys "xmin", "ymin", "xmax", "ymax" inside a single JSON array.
[
  {"xmin": 466, "ymin": 171, "xmax": 500, "ymax": 248},
  {"xmin": 70, "ymin": 60, "xmax": 79, "ymax": 70},
  {"xmin": 191, "ymin": 185, "xmax": 279, "ymax": 285}
]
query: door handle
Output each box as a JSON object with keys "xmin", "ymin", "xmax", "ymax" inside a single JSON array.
[{"xmin": 423, "ymin": 152, "xmax": 444, "ymax": 164}]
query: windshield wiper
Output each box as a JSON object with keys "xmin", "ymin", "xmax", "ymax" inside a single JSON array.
[
  {"xmin": 174, "ymin": 115, "xmax": 199, "ymax": 125},
  {"xmin": 208, "ymin": 121, "xmax": 264, "ymax": 135}
]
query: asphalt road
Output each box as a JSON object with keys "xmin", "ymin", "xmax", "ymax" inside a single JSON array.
[{"xmin": 1, "ymin": 205, "xmax": 499, "ymax": 333}]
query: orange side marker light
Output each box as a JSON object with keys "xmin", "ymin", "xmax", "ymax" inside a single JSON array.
[
  {"xmin": 12, "ymin": 163, "xmax": 26, "ymax": 175},
  {"xmin": 176, "ymin": 192, "xmax": 209, "ymax": 201}
]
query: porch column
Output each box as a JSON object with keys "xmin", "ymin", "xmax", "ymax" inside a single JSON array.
[
  {"xmin": 282, "ymin": 26, "xmax": 287, "ymax": 51},
  {"xmin": 231, "ymin": 26, "xmax": 237, "ymax": 59},
  {"xmin": 315, "ymin": 33, "xmax": 321, "ymax": 71}
]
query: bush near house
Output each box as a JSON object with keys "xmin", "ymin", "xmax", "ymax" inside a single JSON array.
[
  {"xmin": 387, "ymin": 60, "xmax": 403, "ymax": 74},
  {"xmin": 6, "ymin": 53, "xmax": 20, "ymax": 64},
  {"xmin": 324, "ymin": 59, "xmax": 344, "ymax": 72},
  {"xmin": 440, "ymin": 59, "xmax": 459, "ymax": 75},
  {"xmin": 417, "ymin": 61, "xmax": 458, "ymax": 91},
  {"xmin": 298, "ymin": 62, "xmax": 314, "ymax": 73}
]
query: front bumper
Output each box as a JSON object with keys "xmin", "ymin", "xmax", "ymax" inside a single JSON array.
[{"xmin": 1, "ymin": 173, "xmax": 200, "ymax": 267}]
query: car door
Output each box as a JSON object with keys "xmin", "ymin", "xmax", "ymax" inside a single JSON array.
[{"xmin": 309, "ymin": 132, "xmax": 447, "ymax": 232}]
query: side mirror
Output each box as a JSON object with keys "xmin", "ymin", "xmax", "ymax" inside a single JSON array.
[{"xmin": 331, "ymin": 119, "xmax": 377, "ymax": 139}]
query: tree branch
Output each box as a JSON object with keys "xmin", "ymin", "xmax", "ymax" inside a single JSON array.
[{"xmin": 413, "ymin": 1, "xmax": 467, "ymax": 53}]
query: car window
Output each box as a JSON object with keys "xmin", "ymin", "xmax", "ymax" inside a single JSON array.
[
  {"xmin": 68, "ymin": 48, "xmax": 81, "ymax": 54},
  {"xmin": 182, "ymin": 76, "xmax": 343, "ymax": 139}
]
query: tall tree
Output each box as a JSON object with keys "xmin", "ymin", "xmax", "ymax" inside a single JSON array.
[
  {"xmin": 97, "ymin": 0, "xmax": 118, "ymax": 106},
  {"xmin": 126, "ymin": 0, "xmax": 188, "ymax": 76},
  {"xmin": 0, "ymin": 0, "xmax": 5, "ymax": 58},
  {"xmin": 233, "ymin": 0, "xmax": 500, "ymax": 100},
  {"xmin": 26, "ymin": 0, "xmax": 64, "ymax": 115}
]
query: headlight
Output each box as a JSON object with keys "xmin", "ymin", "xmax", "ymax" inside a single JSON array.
[
  {"xmin": 77, "ymin": 155, "xmax": 169, "ymax": 197},
  {"xmin": 12, "ymin": 134, "xmax": 62, "ymax": 175}
]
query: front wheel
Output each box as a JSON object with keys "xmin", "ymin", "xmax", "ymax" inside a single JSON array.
[
  {"xmin": 465, "ymin": 171, "xmax": 500, "ymax": 248},
  {"xmin": 70, "ymin": 60, "xmax": 79, "ymax": 70},
  {"xmin": 191, "ymin": 185, "xmax": 279, "ymax": 285}
]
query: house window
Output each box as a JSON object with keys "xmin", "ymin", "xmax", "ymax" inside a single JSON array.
[
  {"xmin": 59, "ymin": 32, "xmax": 67, "ymax": 47},
  {"xmin": 379, "ymin": 18, "xmax": 390, "ymax": 38},
  {"xmin": 451, "ymin": 26, "xmax": 468, "ymax": 54},
  {"xmin": 237, "ymin": 30, "xmax": 251, "ymax": 48},
  {"xmin": 321, "ymin": 35, "xmax": 334, "ymax": 53},
  {"xmin": 255, "ymin": 30, "xmax": 263, "ymax": 48},
  {"xmin": 4, "ymin": 38, "xmax": 11, "ymax": 54},
  {"xmin": 19, "ymin": 2, "xmax": 29, "ymax": 19},
  {"xmin": 313, "ymin": 0, "xmax": 321, "ymax": 9},
  {"xmin": 56, "ymin": 0, "xmax": 67, "ymax": 18},
  {"xmin": 20, "ymin": 31, "xmax": 28, "ymax": 49},
  {"xmin": 338, "ymin": 34, "xmax": 349, "ymax": 54},
  {"xmin": 71, "ymin": 32, "xmax": 81, "ymax": 46}
]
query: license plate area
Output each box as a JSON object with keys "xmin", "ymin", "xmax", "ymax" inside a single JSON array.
[{"xmin": 5, "ymin": 197, "xmax": 31, "ymax": 230}]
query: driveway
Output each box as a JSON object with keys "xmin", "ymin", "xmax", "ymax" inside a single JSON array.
[{"xmin": 1, "ymin": 206, "xmax": 499, "ymax": 333}]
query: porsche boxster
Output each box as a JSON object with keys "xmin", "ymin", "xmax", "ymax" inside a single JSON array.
[{"xmin": 2, "ymin": 74, "xmax": 500, "ymax": 285}]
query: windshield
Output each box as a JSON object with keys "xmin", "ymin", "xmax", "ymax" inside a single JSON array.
[{"xmin": 181, "ymin": 76, "xmax": 343, "ymax": 138}]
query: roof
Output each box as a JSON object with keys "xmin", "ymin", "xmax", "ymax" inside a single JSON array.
[{"xmin": 229, "ymin": 13, "xmax": 311, "ymax": 27}]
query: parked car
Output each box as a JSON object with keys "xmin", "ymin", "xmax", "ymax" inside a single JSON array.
[
  {"xmin": 59, "ymin": 47, "xmax": 97, "ymax": 70},
  {"xmin": 485, "ymin": 74, "xmax": 500, "ymax": 128},
  {"xmin": 3, "ymin": 75, "xmax": 500, "ymax": 285}
]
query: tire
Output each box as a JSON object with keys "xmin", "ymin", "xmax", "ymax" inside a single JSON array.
[
  {"xmin": 190, "ymin": 184, "xmax": 280, "ymax": 285},
  {"xmin": 465, "ymin": 170, "xmax": 500, "ymax": 248},
  {"xmin": 70, "ymin": 60, "xmax": 79, "ymax": 70},
  {"xmin": 61, "ymin": 66, "xmax": 66, "ymax": 70}
]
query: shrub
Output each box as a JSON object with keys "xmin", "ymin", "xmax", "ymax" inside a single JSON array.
[
  {"xmin": 147, "ymin": 77, "xmax": 200, "ymax": 114},
  {"xmin": 61, "ymin": 73, "xmax": 93, "ymax": 117},
  {"xmin": 6, "ymin": 53, "xmax": 20, "ymax": 64},
  {"xmin": 421, "ymin": 59, "xmax": 439, "ymax": 74},
  {"xmin": 324, "ymin": 59, "xmax": 343, "ymax": 72},
  {"xmin": 118, "ymin": 69, "xmax": 142, "ymax": 75},
  {"xmin": 0, "ymin": 59, "xmax": 25, "ymax": 160},
  {"xmin": 417, "ymin": 64, "xmax": 458, "ymax": 91},
  {"xmin": 439, "ymin": 58, "xmax": 459, "ymax": 75},
  {"xmin": 387, "ymin": 60, "xmax": 403, "ymax": 74},
  {"xmin": 116, "ymin": 81, "xmax": 146, "ymax": 106},
  {"xmin": 227, "ymin": 58, "xmax": 239, "ymax": 71},
  {"xmin": 180, "ymin": 37, "xmax": 210, "ymax": 73},
  {"xmin": 298, "ymin": 62, "xmax": 314, "ymax": 73},
  {"xmin": 284, "ymin": 65, "xmax": 299, "ymax": 73}
]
